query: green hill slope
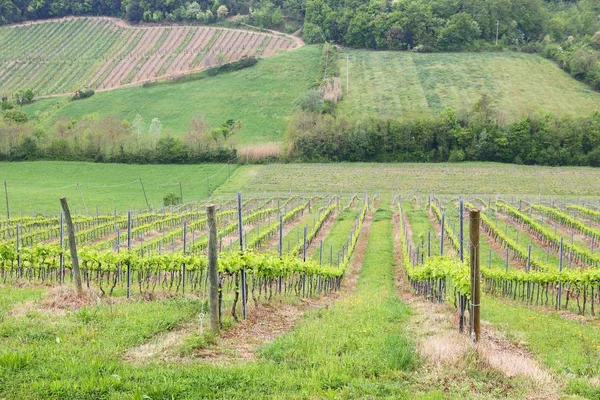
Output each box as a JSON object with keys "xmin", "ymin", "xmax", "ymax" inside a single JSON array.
[
  {"xmin": 24, "ymin": 45, "xmax": 321, "ymax": 145},
  {"xmin": 339, "ymin": 50, "xmax": 600, "ymax": 119}
]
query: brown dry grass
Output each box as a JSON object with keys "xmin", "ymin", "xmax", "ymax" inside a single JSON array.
[
  {"xmin": 9, "ymin": 286, "xmax": 106, "ymax": 317},
  {"xmin": 237, "ymin": 142, "xmax": 282, "ymax": 163},
  {"xmin": 320, "ymin": 77, "xmax": 342, "ymax": 104}
]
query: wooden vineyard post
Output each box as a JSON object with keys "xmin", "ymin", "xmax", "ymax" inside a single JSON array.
[
  {"xmin": 237, "ymin": 192, "xmax": 247, "ymax": 319},
  {"xmin": 427, "ymin": 230, "xmax": 431, "ymax": 258},
  {"xmin": 303, "ymin": 225, "xmax": 307, "ymax": 297},
  {"xmin": 279, "ymin": 213, "xmax": 283, "ymax": 257},
  {"xmin": 469, "ymin": 209, "xmax": 481, "ymax": 343},
  {"xmin": 182, "ymin": 220, "xmax": 187, "ymax": 295},
  {"xmin": 558, "ymin": 237, "xmax": 563, "ymax": 308},
  {"xmin": 459, "ymin": 199, "xmax": 464, "ymax": 262},
  {"xmin": 4, "ymin": 180, "xmax": 9, "ymax": 221},
  {"xmin": 60, "ymin": 197, "xmax": 83, "ymax": 296},
  {"xmin": 59, "ymin": 212, "xmax": 64, "ymax": 284},
  {"xmin": 16, "ymin": 224, "xmax": 20, "ymax": 277},
  {"xmin": 440, "ymin": 213, "xmax": 445, "ymax": 256},
  {"xmin": 278, "ymin": 213, "xmax": 283, "ymax": 294},
  {"xmin": 127, "ymin": 211, "xmax": 132, "ymax": 298},
  {"xmin": 319, "ymin": 239, "xmax": 323, "ymax": 265},
  {"xmin": 207, "ymin": 205, "xmax": 220, "ymax": 334}
]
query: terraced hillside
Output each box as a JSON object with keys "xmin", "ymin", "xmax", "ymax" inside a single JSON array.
[{"xmin": 0, "ymin": 17, "xmax": 299, "ymax": 96}]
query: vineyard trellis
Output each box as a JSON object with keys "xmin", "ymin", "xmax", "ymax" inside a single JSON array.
[
  {"xmin": 397, "ymin": 195, "xmax": 600, "ymax": 329},
  {"xmin": 0, "ymin": 193, "xmax": 369, "ymax": 323}
]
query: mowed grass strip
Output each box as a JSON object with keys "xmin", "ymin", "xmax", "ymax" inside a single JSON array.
[
  {"xmin": 339, "ymin": 50, "xmax": 600, "ymax": 119},
  {"xmin": 259, "ymin": 206, "xmax": 418, "ymax": 396},
  {"xmin": 0, "ymin": 161, "xmax": 234, "ymax": 214},
  {"xmin": 24, "ymin": 45, "xmax": 322, "ymax": 144},
  {"xmin": 309, "ymin": 206, "xmax": 359, "ymax": 264}
]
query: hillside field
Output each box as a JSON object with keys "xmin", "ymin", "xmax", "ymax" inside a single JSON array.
[
  {"xmin": 23, "ymin": 45, "xmax": 321, "ymax": 144},
  {"xmin": 0, "ymin": 17, "xmax": 298, "ymax": 96},
  {"xmin": 20, "ymin": 43, "xmax": 600, "ymax": 145},
  {"xmin": 339, "ymin": 50, "xmax": 600, "ymax": 119}
]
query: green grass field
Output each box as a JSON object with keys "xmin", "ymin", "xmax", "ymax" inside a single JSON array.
[
  {"xmin": 5, "ymin": 161, "xmax": 600, "ymax": 216},
  {"xmin": 23, "ymin": 45, "xmax": 321, "ymax": 144},
  {"xmin": 0, "ymin": 161, "xmax": 234, "ymax": 215},
  {"xmin": 339, "ymin": 50, "xmax": 600, "ymax": 119}
]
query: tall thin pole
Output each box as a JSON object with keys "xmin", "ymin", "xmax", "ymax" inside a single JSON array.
[
  {"xmin": 469, "ymin": 209, "xmax": 481, "ymax": 343},
  {"xmin": 459, "ymin": 199, "xmax": 464, "ymax": 262},
  {"xmin": 440, "ymin": 213, "xmax": 445, "ymax": 256},
  {"xmin": 207, "ymin": 204, "xmax": 220, "ymax": 334},
  {"xmin": 278, "ymin": 213, "xmax": 283, "ymax": 257},
  {"xmin": 346, "ymin": 53, "xmax": 350, "ymax": 92},
  {"xmin": 3, "ymin": 180, "xmax": 9, "ymax": 220},
  {"xmin": 77, "ymin": 182, "xmax": 88, "ymax": 215},
  {"xmin": 127, "ymin": 210, "xmax": 132, "ymax": 298},
  {"xmin": 495, "ymin": 21, "xmax": 500, "ymax": 46},
  {"xmin": 139, "ymin": 178, "xmax": 150, "ymax": 210},
  {"xmin": 59, "ymin": 212, "xmax": 64, "ymax": 283},
  {"xmin": 237, "ymin": 192, "xmax": 247, "ymax": 319},
  {"xmin": 179, "ymin": 182, "xmax": 184, "ymax": 204}
]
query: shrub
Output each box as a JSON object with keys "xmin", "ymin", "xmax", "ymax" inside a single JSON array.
[
  {"xmin": 294, "ymin": 90, "xmax": 324, "ymax": 113},
  {"xmin": 72, "ymin": 88, "xmax": 95, "ymax": 101},
  {"xmin": 163, "ymin": 193, "xmax": 182, "ymax": 206},
  {"xmin": 3, "ymin": 110, "xmax": 28, "ymax": 124},
  {"xmin": 448, "ymin": 149, "xmax": 465, "ymax": 162}
]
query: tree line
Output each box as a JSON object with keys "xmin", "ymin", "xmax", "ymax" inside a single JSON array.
[{"xmin": 285, "ymin": 101, "xmax": 600, "ymax": 167}]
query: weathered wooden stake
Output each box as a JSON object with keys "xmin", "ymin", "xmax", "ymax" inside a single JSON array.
[
  {"xmin": 440, "ymin": 213, "xmax": 445, "ymax": 256},
  {"xmin": 59, "ymin": 212, "xmax": 64, "ymax": 283},
  {"xmin": 60, "ymin": 197, "xmax": 83, "ymax": 296},
  {"xmin": 279, "ymin": 213, "xmax": 283, "ymax": 257},
  {"xmin": 459, "ymin": 199, "xmax": 464, "ymax": 262},
  {"xmin": 207, "ymin": 204, "xmax": 220, "ymax": 334},
  {"xmin": 237, "ymin": 192, "xmax": 247, "ymax": 319},
  {"xmin": 127, "ymin": 210, "xmax": 132, "ymax": 298},
  {"xmin": 469, "ymin": 209, "xmax": 481, "ymax": 343}
]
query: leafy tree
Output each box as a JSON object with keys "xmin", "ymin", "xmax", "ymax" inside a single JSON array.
[
  {"xmin": 294, "ymin": 90, "xmax": 324, "ymax": 113},
  {"xmin": 217, "ymin": 4, "xmax": 228, "ymax": 19},
  {"xmin": 438, "ymin": 12, "xmax": 481, "ymax": 51},
  {"xmin": 149, "ymin": 117, "xmax": 163, "ymax": 138},
  {"xmin": 14, "ymin": 89, "xmax": 34, "ymax": 105},
  {"xmin": 126, "ymin": 0, "xmax": 143, "ymax": 23}
]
